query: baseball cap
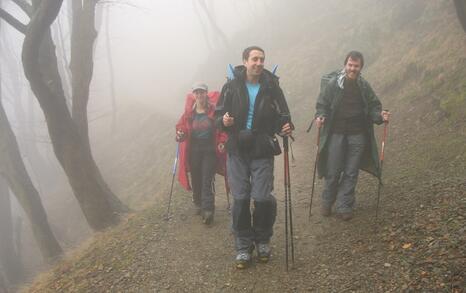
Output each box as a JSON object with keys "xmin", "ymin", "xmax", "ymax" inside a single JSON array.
[{"xmin": 192, "ymin": 82, "xmax": 208, "ymax": 92}]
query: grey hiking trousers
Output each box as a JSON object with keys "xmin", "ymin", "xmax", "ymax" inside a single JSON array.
[
  {"xmin": 227, "ymin": 153, "xmax": 277, "ymax": 252},
  {"xmin": 321, "ymin": 133, "xmax": 366, "ymax": 213}
]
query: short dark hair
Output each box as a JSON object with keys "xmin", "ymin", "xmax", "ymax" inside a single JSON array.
[
  {"xmin": 242, "ymin": 46, "xmax": 265, "ymax": 61},
  {"xmin": 344, "ymin": 51, "xmax": 364, "ymax": 68}
]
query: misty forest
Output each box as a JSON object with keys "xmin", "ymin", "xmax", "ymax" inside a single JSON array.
[{"xmin": 0, "ymin": 0, "xmax": 465, "ymax": 292}]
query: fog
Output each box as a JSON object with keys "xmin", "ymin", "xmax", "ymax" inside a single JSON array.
[
  {"xmin": 1, "ymin": 0, "xmax": 464, "ymax": 290},
  {"xmin": 90, "ymin": 0, "xmax": 260, "ymax": 115},
  {"xmin": 3, "ymin": 0, "xmax": 262, "ymax": 120},
  {"xmin": 0, "ymin": 0, "xmax": 273, "ymax": 285}
]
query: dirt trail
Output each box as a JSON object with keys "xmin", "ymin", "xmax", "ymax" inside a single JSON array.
[{"xmin": 26, "ymin": 134, "xmax": 465, "ymax": 292}]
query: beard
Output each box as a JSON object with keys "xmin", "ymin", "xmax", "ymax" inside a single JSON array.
[{"xmin": 345, "ymin": 69, "xmax": 359, "ymax": 80}]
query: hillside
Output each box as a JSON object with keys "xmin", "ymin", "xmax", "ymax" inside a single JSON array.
[{"xmin": 23, "ymin": 0, "xmax": 465, "ymax": 292}]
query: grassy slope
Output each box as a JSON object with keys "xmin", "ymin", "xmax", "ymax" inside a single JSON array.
[
  {"xmin": 91, "ymin": 103, "xmax": 178, "ymax": 210},
  {"xmin": 94, "ymin": 0, "xmax": 466, "ymax": 208},
  {"xmin": 24, "ymin": 0, "xmax": 465, "ymax": 291}
]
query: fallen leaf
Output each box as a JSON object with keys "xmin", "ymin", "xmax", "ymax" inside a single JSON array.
[{"xmin": 402, "ymin": 243, "xmax": 413, "ymax": 249}]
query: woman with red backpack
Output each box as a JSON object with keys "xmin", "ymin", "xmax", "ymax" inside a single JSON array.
[{"xmin": 175, "ymin": 83, "xmax": 227, "ymax": 225}]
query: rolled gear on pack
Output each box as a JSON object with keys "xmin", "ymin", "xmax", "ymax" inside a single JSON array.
[{"xmin": 175, "ymin": 91, "xmax": 228, "ymax": 191}]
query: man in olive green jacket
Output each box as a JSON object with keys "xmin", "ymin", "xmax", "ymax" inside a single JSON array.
[{"xmin": 315, "ymin": 51, "xmax": 390, "ymax": 221}]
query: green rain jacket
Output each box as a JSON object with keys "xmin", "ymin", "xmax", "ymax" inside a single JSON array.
[{"xmin": 315, "ymin": 72, "xmax": 384, "ymax": 180}]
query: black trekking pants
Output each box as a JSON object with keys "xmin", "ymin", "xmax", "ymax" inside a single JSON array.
[{"xmin": 190, "ymin": 148, "xmax": 216, "ymax": 212}]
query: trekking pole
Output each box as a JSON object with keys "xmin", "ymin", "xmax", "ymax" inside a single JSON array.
[
  {"xmin": 284, "ymin": 136, "xmax": 289, "ymax": 271},
  {"xmin": 306, "ymin": 119, "xmax": 314, "ymax": 133},
  {"xmin": 165, "ymin": 143, "xmax": 180, "ymax": 220},
  {"xmin": 375, "ymin": 116, "xmax": 389, "ymax": 229},
  {"xmin": 283, "ymin": 136, "xmax": 295, "ymax": 271},
  {"xmin": 284, "ymin": 136, "xmax": 295, "ymax": 267},
  {"xmin": 224, "ymin": 176, "xmax": 231, "ymax": 211},
  {"xmin": 309, "ymin": 126, "xmax": 321, "ymax": 220},
  {"xmin": 284, "ymin": 141, "xmax": 289, "ymax": 271}
]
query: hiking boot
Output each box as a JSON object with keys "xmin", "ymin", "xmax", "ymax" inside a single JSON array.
[
  {"xmin": 256, "ymin": 243, "xmax": 271, "ymax": 263},
  {"xmin": 321, "ymin": 205, "xmax": 331, "ymax": 217},
  {"xmin": 235, "ymin": 250, "xmax": 252, "ymax": 269},
  {"xmin": 336, "ymin": 212, "xmax": 353, "ymax": 221},
  {"xmin": 202, "ymin": 210, "xmax": 214, "ymax": 225}
]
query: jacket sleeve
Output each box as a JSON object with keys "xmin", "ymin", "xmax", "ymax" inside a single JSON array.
[
  {"xmin": 175, "ymin": 112, "xmax": 189, "ymax": 142},
  {"xmin": 315, "ymin": 79, "xmax": 333, "ymax": 119},
  {"xmin": 215, "ymin": 82, "xmax": 232, "ymax": 132},
  {"xmin": 273, "ymin": 84, "xmax": 294, "ymax": 132},
  {"xmin": 176, "ymin": 113, "xmax": 186, "ymax": 131},
  {"xmin": 366, "ymin": 83, "xmax": 383, "ymax": 125}
]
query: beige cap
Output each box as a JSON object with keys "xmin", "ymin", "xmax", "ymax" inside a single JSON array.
[{"xmin": 192, "ymin": 82, "xmax": 208, "ymax": 92}]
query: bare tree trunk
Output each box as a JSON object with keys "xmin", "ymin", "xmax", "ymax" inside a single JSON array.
[
  {"xmin": 22, "ymin": 0, "xmax": 122, "ymax": 231},
  {"xmin": 23, "ymin": 118, "xmax": 52, "ymax": 191},
  {"xmin": 0, "ymin": 5, "xmax": 21, "ymax": 282},
  {"xmin": 0, "ymin": 92, "xmax": 62, "ymax": 262},
  {"xmin": 1, "ymin": 0, "xmax": 128, "ymax": 226},
  {"xmin": 103, "ymin": 5, "xmax": 117, "ymax": 135},
  {"xmin": 0, "ymin": 3, "xmax": 61, "ymax": 263},
  {"xmin": 27, "ymin": 89, "xmax": 61, "ymax": 186},
  {"xmin": 70, "ymin": 0, "xmax": 96, "ymax": 153},
  {"xmin": 54, "ymin": 15, "xmax": 73, "ymax": 109},
  {"xmin": 193, "ymin": 0, "xmax": 213, "ymax": 51},
  {"xmin": 14, "ymin": 216, "xmax": 22, "ymax": 268},
  {"xmin": 69, "ymin": 0, "xmax": 128, "ymax": 214},
  {"xmin": 454, "ymin": 0, "xmax": 466, "ymax": 33},
  {"xmin": 0, "ymin": 269, "xmax": 7, "ymax": 293},
  {"xmin": 95, "ymin": 2, "xmax": 117, "ymax": 135},
  {"xmin": 0, "ymin": 178, "xmax": 24, "ymax": 285},
  {"xmin": 197, "ymin": 0, "xmax": 229, "ymax": 47},
  {"xmin": 7, "ymin": 57, "xmax": 51, "ymax": 190}
]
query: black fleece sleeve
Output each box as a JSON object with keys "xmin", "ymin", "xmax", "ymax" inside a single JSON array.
[
  {"xmin": 273, "ymin": 83, "xmax": 294, "ymax": 132},
  {"xmin": 215, "ymin": 82, "xmax": 232, "ymax": 131}
]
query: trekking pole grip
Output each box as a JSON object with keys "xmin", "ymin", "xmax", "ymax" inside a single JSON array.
[
  {"xmin": 173, "ymin": 143, "xmax": 180, "ymax": 174},
  {"xmin": 316, "ymin": 127, "xmax": 321, "ymax": 146}
]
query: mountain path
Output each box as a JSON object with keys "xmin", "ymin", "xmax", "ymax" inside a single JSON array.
[{"xmin": 26, "ymin": 135, "xmax": 465, "ymax": 292}]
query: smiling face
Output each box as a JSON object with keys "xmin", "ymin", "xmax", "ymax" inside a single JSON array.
[
  {"xmin": 193, "ymin": 89, "xmax": 208, "ymax": 107},
  {"xmin": 345, "ymin": 57, "xmax": 362, "ymax": 80},
  {"xmin": 243, "ymin": 49, "xmax": 265, "ymax": 81}
]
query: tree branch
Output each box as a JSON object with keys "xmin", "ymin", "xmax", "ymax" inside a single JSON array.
[
  {"xmin": 11, "ymin": 0, "xmax": 33, "ymax": 18},
  {"xmin": 22, "ymin": 0, "xmax": 64, "ymax": 91},
  {"xmin": 193, "ymin": 0, "xmax": 213, "ymax": 51},
  {"xmin": 0, "ymin": 8, "xmax": 27, "ymax": 34},
  {"xmin": 197, "ymin": 0, "xmax": 229, "ymax": 47}
]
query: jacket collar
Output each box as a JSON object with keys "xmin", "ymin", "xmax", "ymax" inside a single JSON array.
[
  {"xmin": 233, "ymin": 65, "xmax": 277, "ymax": 88},
  {"xmin": 337, "ymin": 68, "xmax": 364, "ymax": 89}
]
